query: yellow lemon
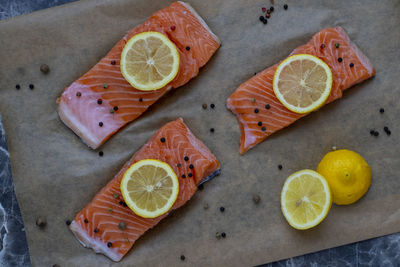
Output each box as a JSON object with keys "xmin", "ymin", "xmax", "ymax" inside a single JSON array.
[
  {"xmin": 273, "ymin": 54, "xmax": 333, "ymax": 114},
  {"xmin": 317, "ymin": 149, "xmax": 371, "ymax": 205},
  {"xmin": 281, "ymin": 169, "xmax": 332, "ymax": 230},
  {"xmin": 120, "ymin": 159, "xmax": 179, "ymax": 218},
  {"xmin": 120, "ymin": 31, "xmax": 180, "ymax": 91}
]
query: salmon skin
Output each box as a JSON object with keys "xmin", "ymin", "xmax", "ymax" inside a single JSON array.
[
  {"xmin": 227, "ymin": 27, "xmax": 376, "ymax": 154},
  {"xmin": 69, "ymin": 118, "xmax": 220, "ymax": 261},
  {"xmin": 58, "ymin": 2, "xmax": 220, "ymax": 149}
]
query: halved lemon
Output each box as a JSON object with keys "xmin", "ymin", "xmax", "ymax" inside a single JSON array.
[
  {"xmin": 281, "ymin": 169, "xmax": 332, "ymax": 230},
  {"xmin": 120, "ymin": 31, "xmax": 180, "ymax": 91},
  {"xmin": 273, "ymin": 54, "xmax": 333, "ymax": 114},
  {"xmin": 120, "ymin": 159, "xmax": 179, "ymax": 218}
]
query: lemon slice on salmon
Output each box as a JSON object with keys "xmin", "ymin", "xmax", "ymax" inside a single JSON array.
[
  {"xmin": 120, "ymin": 31, "xmax": 180, "ymax": 91},
  {"xmin": 120, "ymin": 159, "xmax": 179, "ymax": 218},
  {"xmin": 281, "ymin": 169, "xmax": 332, "ymax": 230},
  {"xmin": 273, "ymin": 54, "xmax": 332, "ymax": 114}
]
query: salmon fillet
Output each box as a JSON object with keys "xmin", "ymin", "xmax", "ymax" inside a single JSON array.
[
  {"xmin": 58, "ymin": 1, "xmax": 220, "ymax": 149},
  {"xmin": 227, "ymin": 27, "xmax": 376, "ymax": 154},
  {"xmin": 69, "ymin": 118, "xmax": 220, "ymax": 261}
]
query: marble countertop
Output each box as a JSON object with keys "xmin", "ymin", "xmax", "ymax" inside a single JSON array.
[{"xmin": 0, "ymin": 1, "xmax": 399, "ymax": 266}]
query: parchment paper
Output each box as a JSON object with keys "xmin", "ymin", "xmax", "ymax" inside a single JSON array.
[{"xmin": 0, "ymin": 0, "xmax": 399, "ymax": 266}]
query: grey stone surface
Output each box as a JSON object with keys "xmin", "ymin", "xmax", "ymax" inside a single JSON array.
[
  {"xmin": 1, "ymin": 1, "xmax": 399, "ymax": 266},
  {"xmin": 0, "ymin": 115, "xmax": 30, "ymax": 266}
]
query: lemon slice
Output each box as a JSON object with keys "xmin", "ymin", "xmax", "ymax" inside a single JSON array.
[
  {"xmin": 120, "ymin": 31, "xmax": 180, "ymax": 91},
  {"xmin": 273, "ymin": 54, "xmax": 333, "ymax": 114},
  {"xmin": 281, "ymin": 169, "xmax": 332, "ymax": 230},
  {"xmin": 120, "ymin": 159, "xmax": 179, "ymax": 218}
]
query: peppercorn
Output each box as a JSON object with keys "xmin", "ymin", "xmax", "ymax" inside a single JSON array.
[
  {"xmin": 220, "ymin": 207, "xmax": 225, "ymax": 212},
  {"xmin": 99, "ymin": 122, "xmax": 103, "ymax": 127},
  {"xmin": 335, "ymin": 43, "xmax": 340, "ymax": 48},
  {"xmin": 186, "ymin": 46, "xmax": 190, "ymax": 51},
  {"xmin": 253, "ymin": 195, "xmax": 260, "ymax": 204},
  {"xmin": 76, "ymin": 92, "xmax": 81, "ymax": 97},
  {"xmin": 99, "ymin": 151, "xmax": 104, "ymax": 157},
  {"xmin": 170, "ymin": 25, "xmax": 176, "ymax": 31},
  {"xmin": 107, "ymin": 242, "xmax": 112, "ymax": 248},
  {"xmin": 338, "ymin": 57, "xmax": 343, "ymax": 62},
  {"xmin": 160, "ymin": 137, "xmax": 166, "ymax": 143},
  {"xmin": 94, "ymin": 228, "xmax": 99, "ymax": 233},
  {"xmin": 29, "ymin": 84, "xmax": 34, "ymax": 90},
  {"xmin": 261, "ymin": 126, "xmax": 266, "ymax": 131},
  {"xmin": 118, "ymin": 222, "xmax": 126, "ymax": 230},
  {"xmin": 111, "ymin": 60, "xmax": 116, "ymax": 65},
  {"xmin": 259, "ymin": 16, "xmax": 265, "ymax": 22},
  {"xmin": 97, "ymin": 99, "xmax": 102, "ymax": 105},
  {"xmin": 84, "ymin": 219, "xmax": 89, "ymax": 223},
  {"xmin": 177, "ymin": 163, "xmax": 182, "ymax": 167},
  {"xmin": 210, "ymin": 103, "xmax": 215, "ymax": 109},
  {"xmin": 284, "ymin": 4, "xmax": 288, "ymax": 10},
  {"xmin": 258, "ymin": 122, "xmax": 262, "ymax": 126},
  {"xmin": 139, "ymin": 98, "xmax": 143, "ymax": 102},
  {"xmin": 66, "ymin": 220, "xmax": 71, "ymax": 226},
  {"xmin": 349, "ymin": 63, "xmax": 354, "ymax": 67},
  {"xmin": 254, "ymin": 108, "xmax": 259, "ymax": 113},
  {"xmin": 36, "ymin": 217, "xmax": 46, "ymax": 228},
  {"xmin": 320, "ymin": 44, "xmax": 325, "ymax": 49},
  {"xmin": 251, "ymin": 98, "xmax": 256, "ymax": 103},
  {"xmin": 113, "ymin": 106, "xmax": 118, "ymax": 111},
  {"xmin": 103, "ymin": 83, "xmax": 108, "ymax": 88},
  {"xmin": 216, "ymin": 232, "xmax": 222, "ymax": 239},
  {"xmin": 113, "ymin": 193, "xmax": 119, "ymax": 199},
  {"xmin": 210, "ymin": 128, "xmax": 215, "ymax": 133},
  {"xmin": 379, "ymin": 108, "xmax": 384, "ymax": 113},
  {"xmin": 278, "ymin": 164, "xmax": 283, "ymax": 170},
  {"xmin": 198, "ymin": 184, "xmax": 204, "ymax": 190},
  {"xmin": 40, "ymin": 64, "xmax": 50, "ymax": 74},
  {"xmin": 370, "ymin": 130, "xmax": 375, "ymax": 136},
  {"xmin": 202, "ymin": 103, "xmax": 207, "ymax": 109},
  {"xmin": 270, "ymin": 6, "xmax": 274, "ymax": 12},
  {"xmin": 180, "ymin": 255, "xmax": 185, "ymax": 261},
  {"xmin": 265, "ymin": 104, "xmax": 271, "ymax": 109},
  {"xmin": 189, "ymin": 164, "xmax": 194, "ymax": 169},
  {"xmin": 16, "ymin": 84, "xmax": 20, "ymax": 90},
  {"xmin": 188, "ymin": 173, "xmax": 193, "ymax": 177},
  {"xmin": 373, "ymin": 131, "xmax": 379, "ymax": 137},
  {"xmin": 221, "ymin": 232, "xmax": 226, "ymax": 238},
  {"xmin": 184, "ymin": 156, "xmax": 189, "ymax": 161},
  {"xmin": 182, "ymin": 174, "xmax": 186, "ymax": 178},
  {"xmin": 262, "ymin": 18, "xmax": 268, "ymax": 24}
]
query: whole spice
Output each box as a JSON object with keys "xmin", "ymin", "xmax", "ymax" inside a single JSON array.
[
  {"xmin": 210, "ymin": 128, "xmax": 215, "ymax": 133},
  {"xmin": 338, "ymin": 57, "xmax": 343, "ymax": 63},
  {"xmin": 219, "ymin": 206, "xmax": 225, "ymax": 212},
  {"xmin": 16, "ymin": 84, "xmax": 21, "ymax": 90},
  {"xmin": 36, "ymin": 217, "xmax": 46, "ymax": 228},
  {"xmin": 111, "ymin": 60, "xmax": 116, "ymax": 65},
  {"xmin": 103, "ymin": 83, "xmax": 108, "ymax": 89},
  {"xmin": 210, "ymin": 103, "xmax": 215, "ymax": 109},
  {"xmin": 84, "ymin": 219, "xmax": 89, "ymax": 223},
  {"xmin": 99, "ymin": 151, "xmax": 104, "ymax": 157},
  {"xmin": 221, "ymin": 232, "xmax": 226, "ymax": 238},
  {"xmin": 278, "ymin": 164, "xmax": 283, "ymax": 170},
  {"xmin": 267, "ymin": 9, "xmax": 271, "ymax": 14},
  {"xmin": 99, "ymin": 122, "xmax": 103, "ymax": 127},
  {"xmin": 186, "ymin": 46, "xmax": 190, "ymax": 51},
  {"xmin": 107, "ymin": 242, "xmax": 112, "ymax": 248},
  {"xmin": 320, "ymin": 44, "xmax": 325, "ymax": 49},
  {"xmin": 254, "ymin": 108, "xmax": 259, "ymax": 113},
  {"xmin": 170, "ymin": 25, "xmax": 176, "ymax": 31},
  {"xmin": 349, "ymin": 63, "xmax": 354, "ymax": 68},
  {"xmin": 251, "ymin": 98, "xmax": 256, "ymax": 103},
  {"xmin": 94, "ymin": 228, "xmax": 99, "ymax": 233},
  {"xmin": 40, "ymin": 64, "xmax": 50, "ymax": 74},
  {"xmin": 76, "ymin": 92, "xmax": 81, "ymax": 97},
  {"xmin": 261, "ymin": 126, "xmax": 266, "ymax": 131},
  {"xmin": 113, "ymin": 106, "xmax": 118, "ymax": 111},
  {"xmin": 118, "ymin": 222, "xmax": 127, "ymax": 230},
  {"xmin": 265, "ymin": 13, "xmax": 271, "ymax": 19},
  {"xmin": 188, "ymin": 173, "xmax": 193, "ymax": 177},
  {"xmin": 284, "ymin": 4, "xmax": 288, "ymax": 10},
  {"xmin": 97, "ymin": 99, "xmax": 102, "ymax": 105},
  {"xmin": 177, "ymin": 163, "xmax": 182, "ymax": 167},
  {"xmin": 108, "ymin": 208, "xmax": 113, "ymax": 213},
  {"xmin": 369, "ymin": 130, "xmax": 375, "ymax": 136},
  {"xmin": 374, "ymin": 131, "xmax": 379, "ymax": 137},
  {"xmin": 113, "ymin": 193, "xmax": 119, "ymax": 199},
  {"xmin": 66, "ymin": 220, "xmax": 71, "ymax": 226},
  {"xmin": 259, "ymin": 16, "xmax": 265, "ymax": 22},
  {"xmin": 269, "ymin": 6, "xmax": 274, "ymax": 12},
  {"xmin": 180, "ymin": 255, "xmax": 185, "ymax": 261},
  {"xmin": 215, "ymin": 232, "xmax": 222, "ymax": 239},
  {"xmin": 182, "ymin": 174, "xmax": 186, "ymax": 178},
  {"xmin": 189, "ymin": 164, "xmax": 194, "ymax": 169},
  {"xmin": 110, "ymin": 109, "xmax": 114, "ymax": 114},
  {"xmin": 160, "ymin": 137, "xmax": 166, "ymax": 143},
  {"xmin": 265, "ymin": 104, "xmax": 271, "ymax": 109},
  {"xmin": 139, "ymin": 98, "xmax": 143, "ymax": 102},
  {"xmin": 29, "ymin": 84, "xmax": 34, "ymax": 90},
  {"xmin": 202, "ymin": 103, "xmax": 207, "ymax": 109},
  {"xmin": 335, "ymin": 43, "xmax": 340, "ymax": 48},
  {"xmin": 184, "ymin": 156, "xmax": 189, "ymax": 161},
  {"xmin": 198, "ymin": 184, "xmax": 204, "ymax": 190},
  {"xmin": 258, "ymin": 121, "xmax": 262, "ymax": 126},
  {"xmin": 379, "ymin": 108, "xmax": 385, "ymax": 113},
  {"xmin": 261, "ymin": 7, "xmax": 267, "ymax": 12},
  {"xmin": 252, "ymin": 194, "xmax": 260, "ymax": 204},
  {"xmin": 332, "ymin": 146, "xmax": 337, "ymax": 151}
]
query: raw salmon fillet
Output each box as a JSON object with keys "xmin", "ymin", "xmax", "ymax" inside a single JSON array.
[
  {"xmin": 69, "ymin": 118, "xmax": 220, "ymax": 261},
  {"xmin": 227, "ymin": 27, "xmax": 375, "ymax": 154},
  {"xmin": 58, "ymin": 1, "xmax": 220, "ymax": 149}
]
